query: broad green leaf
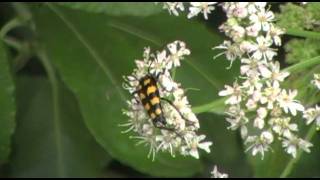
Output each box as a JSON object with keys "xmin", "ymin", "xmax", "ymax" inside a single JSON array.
[
  {"xmin": 58, "ymin": 2, "xmax": 162, "ymax": 17},
  {"xmin": 10, "ymin": 76, "xmax": 110, "ymax": 177},
  {"xmin": 0, "ymin": 42, "xmax": 15, "ymax": 164},
  {"xmin": 30, "ymin": 4, "xmax": 205, "ymax": 177}
]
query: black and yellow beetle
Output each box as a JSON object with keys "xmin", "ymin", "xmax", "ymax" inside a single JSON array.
[
  {"xmin": 137, "ymin": 74, "xmax": 167, "ymax": 128},
  {"xmin": 129, "ymin": 59, "xmax": 195, "ymax": 133}
]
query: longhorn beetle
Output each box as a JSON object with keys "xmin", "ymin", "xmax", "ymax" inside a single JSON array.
[{"xmin": 129, "ymin": 58, "xmax": 196, "ymax": 134}]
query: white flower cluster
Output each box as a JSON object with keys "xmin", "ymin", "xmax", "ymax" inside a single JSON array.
[
  {"xmin": 215, "ymin": 2, "xmax": 312, "ymax": 159},
  {"xmin": 122, "ymin": 41, "xmax": 212, "ymax": 160},
  {"xmin": 303, "ymin": 105, "xmax": 320, "ymax": 130},
  {"xmin": 311, "ymin": 73, "xmax": 320, "ymax": 90},
  {"xmin": 161, "ymin": 2, "xmax": 218, "ymax": 19},
  {"xmin": 211, "ymin": 165, "xmax": 229, "ymax": 178}
]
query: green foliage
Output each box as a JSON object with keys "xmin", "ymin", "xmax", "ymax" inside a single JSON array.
[
  {"xmin": 198, "ymin": 113, "xmax": 252, "ymax": 177},
  {"xmin": 277, "ymin": 3, "xmax": 320, "ymax": 31},
  {"xmin": 0, "ymin": 43, "xmax": 15, "ymax": 164},
  {"xmin": 10, "ymin": 76, "xmax": 110, "ymax": 177},
  {"xmin": 58, "ymin": 2, "xmax": 162, "ymax": 17},
  {"xmin": 306, "ymin": 3, "xmax": 320, "ymax": 27},
  {"xmin": 285, "ymin": 39, "xmax": 320, "ymax": 64},
  {"xmin": 277, "ymin": 3, "xmax": 320, "ymax": 65}
]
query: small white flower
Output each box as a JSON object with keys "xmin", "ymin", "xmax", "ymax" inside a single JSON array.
[
  {"xmin": 156, "ymin": 131, "xmax": 181, "ymax": 157},
  {"xmin": 188, "ymin": 2, "xmax": 217, "ymax": 20},
  {"xmin": 150, "ymin": 50, "xmax": 167, "ymax": 75},
  {"xmin": 213, "ymin": 41, "xmax": 242, "ymax": 65},
  {"xmin": 277, "ymin": 90, "xmax": 305, "ymax": 116},
  {"xmin": 219, "ymin": 82, "xmax": 242, "ymax": 105},
  {"xmin": 183, "ymin": 134, "xmax": 212, "ymax": 159},
  {"xmin": 167, "ymin": 41, "xmax": 191, "ymax": 69},
  {"xmin": 239, "ymin": 41, "xmax": 255, "ymax": 53},
  {"xmin": 249, "ymin": 9, "xmax": 275, "ymax": 31},
  {"xmin": 230, "ymin": 25, "xmax": 246, "ymax": 42},
  {"xmin": 211, "ymin": 165, "xmax": 229, "ymax": 178},
  {"xmin": 303, "ymin": 105, "xmax": 320, "ymax": 127},
  {"xmin": 159, "ymin": 73, "xmax": 177, "ymax": 92},
  {"xmin": 240, "ymin": 57, "xmax": 269, "ymax": 77},
  {"xmin": 311, "ymin": 74, "xmax": 320, "ymax": 90},
  {"xmin": 225, "ymin": 105, "xmax": 249, "ymax": 130},
  {"xmin": 268, "ymin": 25, "xmax": 285, "ymax": 46},
  {"xmin": 251, "ymin": 36, "xmax": 277, "ymax": 61},
  {"xmin": 246, "ymin": 98, "xmax": 257, "ymax": 110},
  {"xmin": 260, "ymin": 82, "xmax": 281, "ymax": 109},
  {"xmin": 162, "ymin": 2, "xmax": 185, "ymax": 16},
  {"xmin": 231, "ymin": 2, "xmax": 249, "ymax": 19},
  {"xmin": 253, "ymin": 107, "xmax": 268, "ymax": 129},
  {"xmin": 173, "ymin": 96, "xmax": 191, "ymax": 114},
  {"xmin": 245, "ymin": 131, "xmax": 274, "ymax": 159},
  {"xmin": 242, "ymin": 75, "xmax": 263, "ymax": 95},
  {"xmin": 246, "ymin": 24, "xmax": 260, "ymax": 37},
  {"xmin": 282, "ymin": 135, "xmax": 313, "ymax": 158},
  {"xmin": 261, "ymin": 62, "xmax": 290, "ymax": 87},
  {"xmin": 269, "ymin": 117, "xmax": 298, "ymax": 138}
]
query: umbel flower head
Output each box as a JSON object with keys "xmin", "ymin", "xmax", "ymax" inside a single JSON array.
[
  {"xmin": 158, "ymin": 2, "xmax": 313, "ymax": 159},
  {"xmin": 122, "ymin": 41, "xmax": 212, "ymax": 160},
  {"xmin": 214, "ymin": 2, "xmax": 312, "ymax": 159}
]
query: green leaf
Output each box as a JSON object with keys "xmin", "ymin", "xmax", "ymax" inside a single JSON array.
[
  {"xmin": 0, "ymin": 42, "xmax": 15, "ymax": 164},
  {"xmin": 198, "ymin": 113, "xmax": 252, "ymax": 177},
  {"xmin": 285, "ymin": 39, "xmax": 320, "ymax": 64},
  {"xmin": 58, "ymin": 2, "xmax": 163, "ymax": 17},
  {"xmin": 277, "ymin": 3, "xmax": 311, "ymax": 31},
  {"xmin": 10, "ymin": 76, "xmax": 110, "ymax": 177},
  {"xmin": 30, "ymin": 4, "xmax": 208, "ymax": 177}
]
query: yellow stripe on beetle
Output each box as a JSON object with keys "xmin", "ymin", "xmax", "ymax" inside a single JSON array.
[
  {"xmin": 155, "ymin": 108, "xmax": 162, "ymax": 115},
  {"xmin": 144, "ymin": 79, "xmax": 151, "ymax": 86},
  {"xmin": 150, "ymin": 97, "xmax": 160, "ymax": 105},
  {"xmin": 147, "ymin": 86, "xmax": 157, "ymax": 96}
]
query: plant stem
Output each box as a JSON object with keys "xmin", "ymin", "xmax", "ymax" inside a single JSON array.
[
  {"xmin": 280, "ymin": 124, "xmax": 318, "ymax": 178},
  {"xmin": 192, "ymin": 97, "xmax": 226, "ymax": 114},
  {"xmin": 286, "ymin": 28, "xmax": 320, "ymax": 39},
  {"xmin": 284, "ymin": 56, "xmax": 320, "ymax": 73},
  {"xmin": 36, "ymin": 47, "xmax": 65, "ymax": 177},
  {"xmin": 0, "ymin": 18, "xmax": 22, "ymax": 38}
]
